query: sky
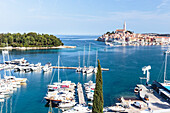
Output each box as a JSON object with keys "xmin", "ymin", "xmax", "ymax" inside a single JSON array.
[{"xmin": 0, "ymin": 0, "xmax": 170, "ymax": 35}]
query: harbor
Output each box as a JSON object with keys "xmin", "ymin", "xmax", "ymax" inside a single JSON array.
[
  {"xmin": 0, "ymin": 35, "xmax": 169, "ymax": 113},
  {"xmin": 1, "ymin": 0, "xmax": 170, "ymax": 112}
]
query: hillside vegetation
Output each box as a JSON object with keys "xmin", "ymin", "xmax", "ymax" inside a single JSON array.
[{"xmin": 0, "ymin": 32, "xmax": 63, "ymax": 47}]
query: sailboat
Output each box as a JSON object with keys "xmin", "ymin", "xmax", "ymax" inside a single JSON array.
[
  {"xmin": 2, "ymin": 49, "xmax": 27, "ymax": 84},
  {"xmin": 152, "ymin": 51, "xmax": 170, "ymax": 101},
  {"xmin": 82, "ymin": 45, "xmax": 87, "ymax": 74},
  {"xmin": 44, "ymin": 56, "xmax": 62, "ymax": 103},
  {"xmin": 44, "ymin": 55, "xmax": 76, "ymax": 106},
  {"xmin": 76, "ymin": 52, "xmax": 82, "ymax": 72},
  {"xmin": 161, "ymin": 50, "xmax": 170, "ymax": 85},
  {"xmin": 86, "ymin": 43, "xmax": 94, "ymax": 74},
  {"xmin": 48, "ymin": 101, "xmax": 53, "ymax": 113},
  {"xmin": 93, "ymin": 50, "xmax": 98, "ymax": 73}
]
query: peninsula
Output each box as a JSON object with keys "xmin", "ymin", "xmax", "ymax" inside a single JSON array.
[
  {"xmin": 97, "ymin": 22, "xmax": 170, "ymax": 46},
  {"xmin": 0, "ymin": 32, "xmax": 63, "ymax": 48}
]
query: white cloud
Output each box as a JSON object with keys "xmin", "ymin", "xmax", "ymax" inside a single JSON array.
[{"xmin": 157, "ymin": 0, "xmax": 170, "ymax": 9}]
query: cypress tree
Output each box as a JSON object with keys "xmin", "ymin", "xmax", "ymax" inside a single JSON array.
[{"xmin": 92, "ymin": 59, "xmax": 103, "ymax": 113}]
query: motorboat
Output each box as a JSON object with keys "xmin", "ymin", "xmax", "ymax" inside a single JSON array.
[
  {"xmin": 58, "ymin": 101, "xmax": 77, "ymax": 108},
  {"xmin": 87, "ymin": 92, "xmax": 94, "ymax": 100},
  {"xmin": 108, "ymin": 105, "xmax": 126, "ymax": 112},
  {"xmin": 63, "ymin": 104, "xmax": 92, "ymax": 113},
  {"xmin": 43, "ymin": 63, "xmax": 52, "ymax": 72},
  {"xmin": 4, "ymin": 75, "xmax": 27, "ymax": 83},
  {"xmin": 30, "ymin": 63, "xmax": 41, "ymax": 71}
]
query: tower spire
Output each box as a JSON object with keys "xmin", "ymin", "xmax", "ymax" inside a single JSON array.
[{"xmin": 123, "ymin": 21, "xmax": 126, "ymax": 31}]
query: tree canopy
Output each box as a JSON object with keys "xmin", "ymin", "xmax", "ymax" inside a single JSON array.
[
  {"xmin": 0, "ymin": 32, "xmax": 63, "ymax": 47},
  {"xmin": 92, "ymin": 59, "xmax": 104, "ymax": 113}
]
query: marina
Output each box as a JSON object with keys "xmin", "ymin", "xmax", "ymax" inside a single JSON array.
[{"xmin": 0, "ymin": 35, "xmax": 169, "ymax": 113}]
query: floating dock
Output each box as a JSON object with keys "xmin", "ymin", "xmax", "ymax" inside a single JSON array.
[
  {"xmin": 77, "ymin": 83, "xmax": 86, "ymax": 104},
  {"xmin": 52, "ymin": 66, "xmax": 109, "ymax": 71}
]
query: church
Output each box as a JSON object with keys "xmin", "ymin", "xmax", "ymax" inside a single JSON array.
[{"xmin": 115, "ymin": 22, "xmax": 126, "ymax": 34}]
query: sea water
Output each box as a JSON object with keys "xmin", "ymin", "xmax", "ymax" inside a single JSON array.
[{"xmin": 0, "ymin": 35, "xmax": 169, "ymax": 113}]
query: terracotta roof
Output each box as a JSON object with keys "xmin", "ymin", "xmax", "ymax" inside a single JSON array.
[
  {"xmin": 155, "ymin": 36, "xmax": 170, "ymax": 39},
  {"xmin": 116, "ymin": 29, "xmax": 125, "ymax": 31}
]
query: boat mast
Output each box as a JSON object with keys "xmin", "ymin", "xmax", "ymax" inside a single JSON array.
[
  {"xmin": 7, "ymin": 43, "xmax": 10, "ymax": 62},
  {"xmin": 95, "ymin": 50, "xmax": 98, "ymax": 68},
  {"xmin": 78, "ymin": 52, "xmax": 80, "ymax": 67},
  {"xmin": 48, "ymin": 101, "xmax": 53, "ymax": 113},
  {"xmin": 164, "ymin": 52, "xmax": 167, "ymax": 83},
  {"xmin": 58, "ymin": 55, "xmax": 60, "ymax": 83},
  {"xmin": 87, "ymin": 43, "xmax": 91, "ymax": 67},
  {"xmin": 83, "ymin": 45, "xmax": 85, "ymax": 67}
]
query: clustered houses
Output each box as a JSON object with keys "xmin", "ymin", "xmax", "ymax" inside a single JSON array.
[{"xmin": 97, "ymin": 22, "xmax": 170, "ymax": 46}]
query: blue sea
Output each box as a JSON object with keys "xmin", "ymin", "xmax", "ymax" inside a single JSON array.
[{"xmin": 0, "ymin": 35, "xmax": 169, "ymax": 113}]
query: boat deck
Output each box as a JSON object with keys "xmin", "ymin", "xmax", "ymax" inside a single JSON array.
[{"xmin": 77, "ymin": 83, "xmax": 86, "ymax": 105}]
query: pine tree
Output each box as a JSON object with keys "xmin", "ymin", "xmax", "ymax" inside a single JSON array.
[{"xmin": 92, "ymin": 59, "xmax": 103, "ymax": 113}]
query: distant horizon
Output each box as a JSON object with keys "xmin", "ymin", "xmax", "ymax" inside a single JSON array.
[
  {"xmin": 1, "ymin": 0, "xmax": 170, "ymax": 35},
  {"xmin": 1, "ymin": 31, "xmax": 170, "ymax": 36}
]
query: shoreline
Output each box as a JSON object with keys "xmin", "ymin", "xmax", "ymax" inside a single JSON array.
[{"xmin": 0, "ymin": 45, "xmax": 76, "ymax": 50}]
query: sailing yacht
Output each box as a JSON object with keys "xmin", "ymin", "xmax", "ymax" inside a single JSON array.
[
  {"xmin": 82, "ymin": 45, "xmax": 87, "ymax": 74},
  {"xmin": 85, "ymin": 43, "xmax": 93, "ymax": 74},
  {"xmin": 2, "ymin": 50, "xmax": 27, "ymax": 84},
  {"xmin": 44, "ymin": 56, "xmax": 76, "ymax": 106},
  {"xmin": 93, "ymin": 50, "xmax": 98, "ymax": 73},
  {"xmin": 76, "ymin": 52, "xmax": 82, "ymax": 72}
]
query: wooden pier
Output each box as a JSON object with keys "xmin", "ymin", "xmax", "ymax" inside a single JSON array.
[
  {"xmin": 52, "ymin": 66, "xmax": 109, "ymax": 71},
  {"xmin": 77, "ymin": 82, "xmax": 86, "ymax": 104}
]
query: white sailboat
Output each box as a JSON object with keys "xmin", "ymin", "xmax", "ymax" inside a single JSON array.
[
  {"xmin": 161, "ymin": 50, "xmax": 170, "ymax": 85},
  {"xmin": 44, "ymin": 55, "xmax": 76, "ymax": 107},
  {"xmin": 82, "ymin": 45, "xmax": 87, "ymax": 73},
  {"xmin": 93, "ymin": 50, "xmax": 98, "ymax": 73},
  {"xmin": 86, "ymin": 44, "xmax": 93, "ymax": 74},
  {"xmin": 2, "ymin": 49, "xmax": 27, "ymax": 84},
  {"xmin": 76, "ymin": 52, "xmax": 82, "ymax": 72}
]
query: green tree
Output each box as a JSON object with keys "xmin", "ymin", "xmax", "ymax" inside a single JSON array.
[
  {"xmin": 0, "ymin": 32, "xmax": 63, "ymax": 47},
  {"xmin": 8, "ymin": 36, "xmax": 13, "ymax": 44},
  {"xmin": 92, "ymin": 59, "xmax": 104, "ymax": 113}
]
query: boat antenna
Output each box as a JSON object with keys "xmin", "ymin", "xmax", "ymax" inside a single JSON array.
[{"xmin": 164, "ymin": 52, "xmax": 167, "ymax": 83}]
